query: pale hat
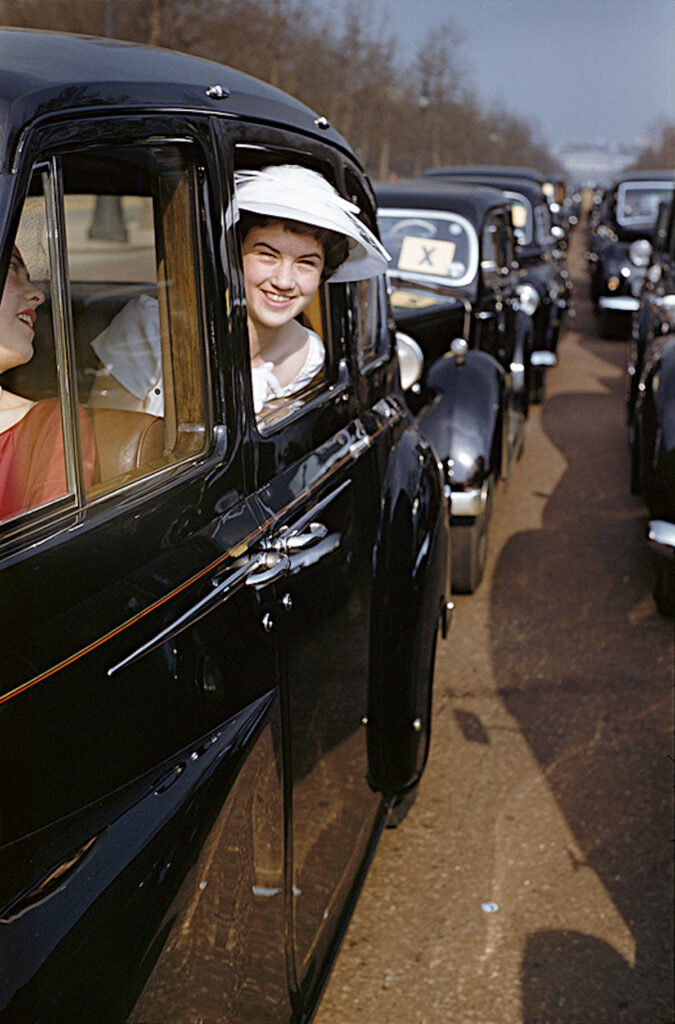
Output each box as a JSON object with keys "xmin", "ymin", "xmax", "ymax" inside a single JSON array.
[{"xmin": 234, "ymin": 164, "xmax": 390, "ymax": 282}]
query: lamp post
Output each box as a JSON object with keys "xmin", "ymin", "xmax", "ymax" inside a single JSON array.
[
  {"xmin": 413, "ymin": 92, "xmax": 430, "ymax": 177},
  {"xmin": 88, "ymin": 0, "xmax": 128, "ymax": 242}
]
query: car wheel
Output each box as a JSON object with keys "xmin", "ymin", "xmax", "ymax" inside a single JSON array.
[
  {"xmin": 451, "ymin": 478, "xmax": 493, "ymax": 594},
  {"xmin": 529, "ymin": 364, "xmax": 546, "ymax": 405},
  {"xmin": 597, "ymin": 309, "xmax": 630, "ymax": 340},
  {"xmin": 652, "ymin": 553, "xmax": 675, "ymax": 618},
  {"xmin": 629, "ymin": 422, "xmax": 642, "ymax": 495}
]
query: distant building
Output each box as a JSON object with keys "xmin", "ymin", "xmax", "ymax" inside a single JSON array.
[{"xmin": 555, "ymin": 143, "xmax": 642, "ymax": 187}]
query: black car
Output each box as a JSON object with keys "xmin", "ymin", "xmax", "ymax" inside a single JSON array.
[
  {"xmin": 424, "ymin": 164, "xmax": 570, "ymax": 239},
  {"xmin": 425, "ymin": 166, "xmax": 573, "ymax": 395},
  {"xmin": 587, "ymin": 169, "xmax": 675, "ymax": 338},
  {"xmin": 375, "ymin": 178, "xmax": 537, "ymax": 593},
  {"xmin": 627, "ymin": 196, "xmax": 675, "ymax": 615},
  {"xmin": 0, "ymin": 29, "xmax": 451, "ymax": 1022}
]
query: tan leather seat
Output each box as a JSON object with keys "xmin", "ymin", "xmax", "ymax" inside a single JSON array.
[{"xmin": 89, "ymin": 408, "xmax": 164, "ymax": 483}]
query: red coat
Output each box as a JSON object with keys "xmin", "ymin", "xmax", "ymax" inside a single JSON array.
[{"xmin": 0, "ymin": 398, "xmax": 97, "ymax": 522}]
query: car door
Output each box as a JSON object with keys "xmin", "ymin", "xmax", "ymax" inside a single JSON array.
[
  {"xmin": 0, "ymin": 118, "xmax": 292, "ymax": 1022},
  {"xmin": 224, "ymin": 142, "xmax": 399, "ymax": 1006}
]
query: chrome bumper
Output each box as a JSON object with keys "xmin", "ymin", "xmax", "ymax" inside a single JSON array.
[
  {"xmin": 647, "ymin": 519, "xmax": 675, "ymax": 560},
  {"xmin": 447, "ymin": 478, "xmax": 490, "ymax": 517},
  {"xmin": 598, "ymin": 295, "xmax": 639, "ymax": 311}
]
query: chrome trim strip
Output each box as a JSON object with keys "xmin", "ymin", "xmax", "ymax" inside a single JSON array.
[{"xmin": 598, "ymin": 296, "xmax": 639, "ymax": 311}]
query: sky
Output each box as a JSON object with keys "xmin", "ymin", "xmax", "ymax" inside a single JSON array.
[{"xmin": 313, "ymin": 0, "xmax": 675, "ymax": 153}]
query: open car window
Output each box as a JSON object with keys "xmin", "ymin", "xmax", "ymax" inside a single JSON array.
[
  {"xmin": 1, "ymin": 141, "xmax": 210, "ymax": 530},
  {"xmin": 233, "ymin": 149, "xmax": 341, "ymax": 434}
]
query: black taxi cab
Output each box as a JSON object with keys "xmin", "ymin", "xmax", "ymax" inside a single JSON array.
[{"xmin": 0, "ymin": 29, "xmax": 451, "ymax": 1023}]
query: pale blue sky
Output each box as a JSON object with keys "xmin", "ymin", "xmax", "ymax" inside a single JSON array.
[{"xmin": 312, "ymin": 0, "xmax": 675, "ymax": 150}]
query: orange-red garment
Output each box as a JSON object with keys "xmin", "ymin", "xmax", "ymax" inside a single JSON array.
[{"xmin": 0, "ymin": 398, "xmax": 97, "ymax": 522}]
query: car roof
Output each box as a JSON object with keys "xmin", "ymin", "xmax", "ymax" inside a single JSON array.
[
  {"xmin": 0, "ymin": 28, "xmax": 349, "ymax": 169},
  {"xmin": 613, "ymin": 170, "xmax": 675, "ymax": 185},
  {"xmin": 424, "ymin": 164, "xmax": 545, "ymax": 183},
  {"xmin": 374, "ymin": 178, "xmax": 512, "ymax": 223},
  {"xmin": 420, "ymin": 171, "xmax": 547, "ymax": 206}
]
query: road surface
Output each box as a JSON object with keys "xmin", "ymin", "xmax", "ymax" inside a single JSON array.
[{"xmin": 314, "ymin": 210, "xmax": 674, "ymax": 1024}]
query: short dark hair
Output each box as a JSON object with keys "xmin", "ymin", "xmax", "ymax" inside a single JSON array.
[{"xmin": 239, "ymin": 212, "xmax": 350, "ymax": 281}]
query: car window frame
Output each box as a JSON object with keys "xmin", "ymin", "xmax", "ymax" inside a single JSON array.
[
  {"xmin": 0, "ymin": 114, "xmax": 227, "ymax": 545},
  {"xmin": 228, "ymin": 139, "xmax": 356, "ymax": 437}
]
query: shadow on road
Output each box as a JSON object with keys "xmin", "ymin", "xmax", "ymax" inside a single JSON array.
[{"xmin": 488, "ymin": 321, "xmax": 674, "ymax": 1020}]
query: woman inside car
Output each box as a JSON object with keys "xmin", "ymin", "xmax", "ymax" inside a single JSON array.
[
  {"xmin": 235, "ymin": 164, "xmax": 389, "ymax": 414},
  {"xmin": 0, "ymin": 245, "xmax": 97, "ymax": 522}
]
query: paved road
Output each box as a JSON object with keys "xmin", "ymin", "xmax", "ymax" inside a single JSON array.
[{"xmin": 314, "ymin": 213, "xmax": 674, "ymax": 1023}]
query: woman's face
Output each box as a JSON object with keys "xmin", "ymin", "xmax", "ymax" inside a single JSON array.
[
  {"xmin": 242, "ymin": 222, "xmax": 324, "ymax": 338},
  {"xmin": 0, "ymin": 246, "xmax": 45, "ymax": 374}
]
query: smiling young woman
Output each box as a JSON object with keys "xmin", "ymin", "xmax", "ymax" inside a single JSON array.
[{"xmin": 235, "ymin": 164, "xmax": 389, "ymax": 414}]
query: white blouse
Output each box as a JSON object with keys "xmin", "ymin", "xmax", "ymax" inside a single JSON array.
[{"xmin": 251, "ymin": 329, "xmax": 325, "ymax": 414}]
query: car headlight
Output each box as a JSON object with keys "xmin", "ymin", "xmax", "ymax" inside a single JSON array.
[
  {"xmin": 515, "ymin": 282, "xmax": 540, "ymax": 316},
  {"xmin": 396, "ymin": 331, "xmax": 424, "ymax": 390},
  {"xmin": 629, "ymin": 238, "xmax": 652, "ymax": 268}
]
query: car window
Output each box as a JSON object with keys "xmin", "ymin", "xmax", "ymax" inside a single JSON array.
[
  {"xmin": 378, "ymin": 209, "xmax": 478, "ymax": 288},
  {"xmin": 616, "ymin": 182, "xmax": 675, "ymax": 229},
  {"xmin": 234, "ymin": 150, "xmax": 342, "ymax": 434},
  {"xmin": 1, "ymin": 142, "xmax": 209, "ymax": 529}
]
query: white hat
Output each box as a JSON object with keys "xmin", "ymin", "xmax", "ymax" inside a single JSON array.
[{"xmin": 234, "ymin": 164, "xmax": 390, "ymax": 282}]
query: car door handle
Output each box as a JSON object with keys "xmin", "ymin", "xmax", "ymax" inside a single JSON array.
[
  {"xmin": 244, "ymin": 551, "xmax": 292, "ymax": 586},
  {"xmin": 262, "ymin": 522, "xmax": 328, "ymax": 554}
]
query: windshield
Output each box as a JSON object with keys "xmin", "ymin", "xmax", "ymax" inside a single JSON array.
[
  {"xmin": 616, "ymin": 182, "xmax": 674, "ymax": 229},
  {"xmin": 377, "ymin": 209, "xmax": 478, "ymax": 288}
]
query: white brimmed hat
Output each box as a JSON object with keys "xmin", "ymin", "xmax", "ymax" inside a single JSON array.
[{"xmin": 234, "ymin": 164, "xmax": 390, "ymax": 282}]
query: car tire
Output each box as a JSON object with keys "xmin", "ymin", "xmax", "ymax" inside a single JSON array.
[
  {"xmin": 529, "ymin": 364, "xmax": 546, "ymax": 405},
  {"xmin": 451, "ymin": 477, "xmax": 493, "ymax": 594},
  {"xmin": 597, "ymin": 309, "xmax": 630, "ymax": 341},
  {"xmin": 629, "ymin": 423, "xmax": 642, "ymax": 495},
  {"xmin": 652, "ymin": 553, "xmax": 675, "ymax": 618}
]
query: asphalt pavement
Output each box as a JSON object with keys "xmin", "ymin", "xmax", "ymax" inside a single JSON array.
[{"xmin": 314, "ymin": 207, "xmax": 675, "ymax": 1024}]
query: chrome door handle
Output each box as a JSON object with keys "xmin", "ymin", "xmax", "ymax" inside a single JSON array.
[
  {"xmin": 245, "ymin": 551, "xmax": 291, "ymax": 587},
  {"xmin": 263, "ymin": 522, "xmax": 328, "ymax": 553}
]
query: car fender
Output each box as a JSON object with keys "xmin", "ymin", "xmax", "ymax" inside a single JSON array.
[
  {"xmin": 367, "ymin": 426, "xmax": 450, "ymax": 796},
  {"xmin": 417, "ymin": 349, "xmax": 505, "ymax": 485}
]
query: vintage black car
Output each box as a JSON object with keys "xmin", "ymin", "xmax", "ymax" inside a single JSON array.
[
  {"xmin": 424, "ymin": 166, "xmax": 573, "ymax": 395},
  {"xmin": 375, "ymin": 178, "xmax": 537, "ymax": 593},
  {"xmin": 424, "ymin": 164, "xmax": 570, "ymax": 239},
  {"xmin": 587, "ymin": 170, "xmax": 675, "ymax": 339},
  {"xmin": 627, "ymin": 195, "xmax": 675, "ymax": 615},
  {"xmin": 0, "ymin": 29, "xmax": 452, "ymax": 1023}
]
